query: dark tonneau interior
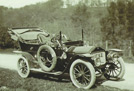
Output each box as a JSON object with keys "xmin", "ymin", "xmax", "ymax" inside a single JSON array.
[{"xmin": 63, "ymin": 40, "xmax": 83, "ymax": 46}]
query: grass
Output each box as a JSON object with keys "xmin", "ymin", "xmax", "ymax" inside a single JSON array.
[
  {"xmin": 0, "ymin": 68, "xmax": 130, "ymax": 91},
  {"xmin": 0, "ymin": 48, "xmax": 15, "ymax": 53}
]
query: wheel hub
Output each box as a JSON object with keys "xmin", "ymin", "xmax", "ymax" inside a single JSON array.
[
  {"xmin": 79, "ymin": 71, "xmax": 85, "ymax": 77},
  {"xmin": 109, "ymin": 65, "xmax": 115, "ymax": 70}
]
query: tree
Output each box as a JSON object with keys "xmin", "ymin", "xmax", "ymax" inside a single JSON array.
[
  {"xmin": 117, "ymin": 0, "xmax": 127, "ymax": 25},
  {"xmin": 0, "ymin": 27, "xmax": 15, "ymax": 48},
  {"xmin": 0, "ymin": 6, "xmax": 4, "ymax": 26},
  {"xmin": 71, "ymin": 3, "xmax": 90, "ymax": 31},
  {"xmin": 100, "ymin": 0, "xmax": 134, "ymax": 55},
  {"xmin": 126, "ymin": 1, "xmax": 134, "ymax": 39},
  {"xmin": 100, "ymin": 2, "xmax": 120, "ymax": 47}
]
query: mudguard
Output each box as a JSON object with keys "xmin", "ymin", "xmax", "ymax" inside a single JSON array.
[
  {"xmin": 107, "ymin": 49, "xmax": 123, "ymax": 59},
  {"xmin": 108, "ymin": 49, "xmax": 123, "ymax": 52},
  {"xmin": 67, "ymin": 46, "xmax": 96, "ymax": 54},
  {"xmin": 13, "ymin": 51, "xmax": 37, "ymax": 69}
]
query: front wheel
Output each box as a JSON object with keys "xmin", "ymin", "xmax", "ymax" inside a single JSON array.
[
  {"xmin": 70, "ymin": 59, "xmax": 96, "ymax": 89},
  {"xmin": 104, "ymin": 57, "xmax": 125, "ymax": 80}
]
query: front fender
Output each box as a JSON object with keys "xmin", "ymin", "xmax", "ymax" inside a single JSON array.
[
  {"xmin": 107, "ymin": 49, "xmax": 123, "ymax": 59},
  {"xmin": 108, "ymin": 49, "xmax": 123, "ymax": 52},
  {"xmin": 71, "ymin": 54, "xmax": 95, "ymax": 66}
]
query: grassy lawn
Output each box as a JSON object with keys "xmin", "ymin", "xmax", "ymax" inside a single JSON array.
[{"xmin": 0, "ymin": 68, "xmax": 130, "ymax": 91}]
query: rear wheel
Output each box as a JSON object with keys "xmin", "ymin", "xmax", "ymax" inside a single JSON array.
[
  {"xmin": 17, "ymin": 57, "xmax": 30, "ymax": 78},
  {"xmin": 37, "ymin": 45, "xmax": 57, "ymax": 72},
  {"xmin": 104, "ymin": 57, "xmax": 125, "ymax": 80},
  {"xmin": 70, "ymin": 59, "xmax": 96, "ymax": 89}
]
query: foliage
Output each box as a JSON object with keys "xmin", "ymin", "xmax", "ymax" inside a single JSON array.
[
  {"xmin": 100, "ymin": 2, "xmax": 119, "ymax": 48},
  {"xmin": 0, "ymin": 0, "xmax": 107, "ymax": 48},
  {"xmin": 0, "ymin": 6, "xmax": 15, "ymax": 48},
  {"xmin": 0, "ymin": 27, "xmax": 15, "ymax": 48},
  {"xmin": 100, "ymin": 1, "xmax": 134, "ymax": 49},
  {"xmin": 126, "ymin": 1, "xmax": 134, "ymax": 40},
  {"xmin": 71, "ymin": 3, "xmax": 90, "ymax": 30},
  {"xmin": 0, "ymin": 7, "xmax": 4, "ymax": 26}
]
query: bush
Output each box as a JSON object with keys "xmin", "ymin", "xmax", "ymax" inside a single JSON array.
[{"xmin": 0, "ymin": 27, "xmax": 15, "ymax": 48}]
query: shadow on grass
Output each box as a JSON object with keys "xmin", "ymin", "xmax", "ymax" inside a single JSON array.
[
  {"xmin": 29, "ymin": 72, "xmax": 70, "ymax": 83},
  {"xmin": 30, "ymin": 71, "xmax": 109, "ymax": 87},
  {"xmin": 0, "ymin": 67, "xmax": 108, "ymax": 85},
  {"xmin": 0, "ymin": 68, "xmax": 126, "ymax": 91}
]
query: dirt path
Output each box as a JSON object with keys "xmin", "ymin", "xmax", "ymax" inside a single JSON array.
[
  {"xmin": 0, "ymin": 53, "xmax": 22, "ymax": 70},
  {"xmin": 0, "ymin": 53, "xmax": 134, "ymax": 90},
  {"xmin": 102, "ymin": 63, "xmax": 134, "ymax": 91}
]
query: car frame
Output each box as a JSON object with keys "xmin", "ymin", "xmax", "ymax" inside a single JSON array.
[{"xmin": 8, "ymin": 27, "xmax": 125, "ymax": 89}]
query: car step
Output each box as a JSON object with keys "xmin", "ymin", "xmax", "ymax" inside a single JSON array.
[{"xmin": 30, "ymin": 68, "xmax": 63, "ymax": 75}]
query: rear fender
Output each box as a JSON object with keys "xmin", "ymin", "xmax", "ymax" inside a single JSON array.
[{"xmin": 13, "ymin": 51, "xmax": 37, "ymax": 68}]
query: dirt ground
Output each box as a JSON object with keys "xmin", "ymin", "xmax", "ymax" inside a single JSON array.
[
  {"xmin": 0, "ymin": 53, "xmax": 133, "ymax": 91},
  {"xmin": 102, "ymin": 63, "xmax": 134, "ymax": 91}
]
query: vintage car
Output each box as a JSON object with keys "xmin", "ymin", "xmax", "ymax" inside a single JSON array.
[{"xmin": 8, "ymin": 27, "xmax": 125, "ymax": 89}]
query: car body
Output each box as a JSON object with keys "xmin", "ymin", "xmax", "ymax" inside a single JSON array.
[{"xmin": 8, "ymin": 27, "xmax": 125, "ymax": 89}]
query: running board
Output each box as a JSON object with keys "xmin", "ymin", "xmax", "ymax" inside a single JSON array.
[{"xmin": 30, "ymin": 68, "xmax": 63, "ymax": 75}]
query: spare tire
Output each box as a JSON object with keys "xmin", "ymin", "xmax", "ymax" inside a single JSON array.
[{"xmin": 37, "ymin": 45, "xmax": 57, "ymax": 72}]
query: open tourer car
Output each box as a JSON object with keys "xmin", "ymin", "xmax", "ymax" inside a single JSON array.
[{"xmin": 8, "ymin": 27, "xmax": 125, "ymax": 89}]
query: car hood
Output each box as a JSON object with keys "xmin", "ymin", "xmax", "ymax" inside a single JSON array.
[{"xmin": 67, "ymin": 46, "xmax": 96, "ymax": 54}]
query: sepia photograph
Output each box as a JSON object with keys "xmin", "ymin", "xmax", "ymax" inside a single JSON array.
[{"xmin": 0, "ymin": 0, "xmax": 133, "ymax": 91}]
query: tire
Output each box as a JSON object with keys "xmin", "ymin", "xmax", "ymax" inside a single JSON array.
[
  {"xmin": 104, "ymin": 57, "xmax": 125, "ymax": 80},
  {"xmin": 70, "ymin": 59, "xmax": 96, "ymax": 89},
  {"xmin": 17, "ymin": 56, "xmax": 30, "ymax": 78},
  {"xmin": 37, "ymin": 45, "xmax": 57, "ymax": 72}
]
